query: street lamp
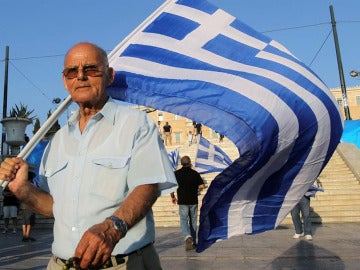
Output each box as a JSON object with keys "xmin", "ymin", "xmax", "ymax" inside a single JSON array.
[
  {"xmin": 350, "ymin": 70, "xmax": 359, "ymax": 78},
  {"xmin": 52, "ymin": 97, "xmax": 62, "ymax": 104}
]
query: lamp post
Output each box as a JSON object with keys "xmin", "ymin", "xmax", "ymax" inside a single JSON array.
[
  {"xmin": 52, "ymin": 97, "xmax": 62, "ymax": 104},
  {"xmin": 350, "ymin": 70, "xmax": 360, "ymax": 78}
]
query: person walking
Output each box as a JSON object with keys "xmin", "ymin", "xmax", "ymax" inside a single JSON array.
[
  {"xmin": 170, "ymin": 156, "xmax": 205, "ymax": 250},
  {"xmin": 219, "ymin": 134, "xmax": 224, "ymax": 143},
  {"xmin": 163, "ymin": 122, "xmax": 172, "ymax": 146},
  {"xmin": 0, "ymin": 42, "xmax": 177, "ymax": 270},
  {"xmin": 291, "ymin": 191, "xmax": 313, "ymax": 241},
  {"xmin": 20, "ymin": 171, "xmax": 37, "ymax": 242},
  {"xmin": 2, "ymin": 187, "xmax": 19, "ymax": 234},
  {"xmin": 187, "ymin": 131, "xmax": 193, "ymax": 146}
]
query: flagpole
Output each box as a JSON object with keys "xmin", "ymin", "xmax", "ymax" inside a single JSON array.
[
  {"xmin": 0, "ymin": 95, "xmax": 73, "ymax": 188},
  {"xmin": 107, "ymin": 0, "xmax": 176, "ymax": 62},
  {"xmin": 330, "ymin": 5, "xmax": 351, "ymax": 120},
  {"xmin": 2, "ymin": 46, "xmax": 9, "ymax": 158}
]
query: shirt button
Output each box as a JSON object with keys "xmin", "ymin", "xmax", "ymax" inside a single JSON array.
[{"xmin": 71, "ymin": 227, "xmax": 77, "ymax": 231}]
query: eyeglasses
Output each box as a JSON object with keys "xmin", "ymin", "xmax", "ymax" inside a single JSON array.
[{"xmin": 62, "ymin": 64, "xmax": 105, "ymax": 79}]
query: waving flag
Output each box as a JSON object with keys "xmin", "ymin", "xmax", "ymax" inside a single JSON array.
[
  {"xmin": 194, "ymin": 136, "xmax": 232, "ymax": 174},
  {"xmin": 26, "ymin": 140, "xmax": 48, "ymax": 187},
  {"xmin": 168, "ymin": 148, "xmax": 180, "ymax": 171},
  {"xmin": 106, "ymin": 0, "xmax": 343, "ymax": 252},
  {"xmin": 305, "ymin": 184, "xmax": 324, "ymax": 198}
]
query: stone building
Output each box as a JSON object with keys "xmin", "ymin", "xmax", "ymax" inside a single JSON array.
[
  {"xmin": 146, "ymin": 110, "xmax": 220, "ymax": 146},
  {"xmin": 142, "ymin": 85, "xmax": 360, "ymax": 146},
  {"xmin": 331, "ymin": 85, "xmax": 360, "ymax": 120}
]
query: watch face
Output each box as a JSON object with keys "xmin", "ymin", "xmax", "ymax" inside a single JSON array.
[
  {"xmin": 109, "ymin": 216, "xmax": 127, "ymax": 236},
  {"xmin": 114, "ymin": 219, "xmax": 121, "ymax": 229}
]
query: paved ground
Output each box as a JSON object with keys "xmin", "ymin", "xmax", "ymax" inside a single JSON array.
[{"xmin": 0, "ymin": 223, "xmax": 359, "ymax": 270}]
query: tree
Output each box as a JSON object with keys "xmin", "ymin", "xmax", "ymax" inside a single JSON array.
[
  {"xmin": 33, "ymin": 118, "xmax": 41, "ymax": 135},
  {"xmin": 44, "ymin": 110, "xmax": 61, "ymax": 139}
]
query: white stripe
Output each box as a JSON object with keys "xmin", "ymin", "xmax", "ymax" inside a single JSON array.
[
  {"xmin": 197, "ymin": 143, "xmax": 227, "ymax": 161},
  {"xmin": 268, "ymin": 40, "xmax": 296, "ymax": 58},
  {"xmin": 228, "ymin": 143, "xmax": 294, "ymax": 235},
  {"xmin": 195, "ymin": 158, "xmax": 228, "ymax": 169}
]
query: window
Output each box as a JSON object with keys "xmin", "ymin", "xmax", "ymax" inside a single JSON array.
[
  {"xmin": 336, "ymin": 98, "xmax": 342, "ymax": 106},
  {"xmin": 356, "ymin": 96, "xmax": 360, "ymax": 106},
  {"xmin": 174, "ymin": 132, "xmax": 181, "ymax": 143}
]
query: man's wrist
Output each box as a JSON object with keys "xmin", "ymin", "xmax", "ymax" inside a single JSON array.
[{"xmin": 107, "ymin": 216, "xmax": 128, "ymax": 237}]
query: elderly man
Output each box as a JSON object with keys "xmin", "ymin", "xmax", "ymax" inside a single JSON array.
[{"xmin": 0, "ymin": 42, "xmax": 177, "ymax": 270}]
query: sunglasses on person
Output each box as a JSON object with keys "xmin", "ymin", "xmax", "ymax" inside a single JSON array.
[{"xmin": 62, "ymin": 64, "xmax": 105, "ymax": 79}]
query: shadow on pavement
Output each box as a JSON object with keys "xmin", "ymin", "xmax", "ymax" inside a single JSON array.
[{"xmin": 271, "ymin": 240, "xmax": 344, "ymax": 270}]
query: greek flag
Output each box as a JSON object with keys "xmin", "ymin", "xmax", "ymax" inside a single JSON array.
[
  {"xmin": 26, "ymin": 140, "xmax": 48, "ymax": 187},
  {"xmin": 305, "ymin": 184, "xmax": 324, "ymax": 198},
  {"xmin": 168, "ymin": 148, "xmax": 180, "ymax": 171},
  {"xmin": 107, "ymin": 0, "xmax": 343, "ymax": 252},
  {"xmin": 194, "ymin": 136, "xmax": 232, "ymax": 174}
]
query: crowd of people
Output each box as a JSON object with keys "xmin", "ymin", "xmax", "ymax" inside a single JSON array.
[{"xmin": 157, "ymin": 120, "xmax": 205, "ymax": 147}]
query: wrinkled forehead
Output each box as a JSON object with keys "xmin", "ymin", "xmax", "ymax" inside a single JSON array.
[{"xmin": 64, "ymin": 44, "xmax": 105, "ymax": 67}]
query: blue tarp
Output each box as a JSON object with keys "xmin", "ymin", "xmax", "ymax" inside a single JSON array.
[{"xmin": 341, "ymin": 120, "xmax": 360, "ymax": 149}]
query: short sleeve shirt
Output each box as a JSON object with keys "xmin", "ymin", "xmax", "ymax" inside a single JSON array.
[
  {"xmin": 38, "ymin": 98, "xmax": 177, "ymax": 258},
  {"xmin": 175, "ymin": 167, "xmax": 204, "ymax": 205}
]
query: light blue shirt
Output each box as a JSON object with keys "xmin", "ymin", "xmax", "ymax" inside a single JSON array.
[{"xmin": 39, "ymin": 98, "xmax": 177, "ymax": 258}]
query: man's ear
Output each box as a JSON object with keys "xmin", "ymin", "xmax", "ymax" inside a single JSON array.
[
  {"xmin": 62, "ymin": 75, "xmax": 70, "ymax": 92},
  {"xmin": 107, "ymin": 67, "xmax": 115, "ymax": 86}
]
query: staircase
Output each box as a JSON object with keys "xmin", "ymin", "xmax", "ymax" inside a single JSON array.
[
  {"xmin": 1, "ymin": 140, "xmax": 360, "ymax": 229},
  {"xmin": 154, "ymin": 139, "xmax": 360, "ymax": 227},
  {"xmin": 281, "ymin": 149, "xmax": 360, "ymax": 224}
]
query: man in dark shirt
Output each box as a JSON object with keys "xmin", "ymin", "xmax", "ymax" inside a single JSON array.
[
  {"xmin": 162, "ymin": 122, "xmax": 172, "ymax": 146},
  {"xmin": 2, "ymin": 187, "xmax": 19, "ymax": 234},
  {"xmin": 170, "ymin": 156, "xmax": 205, "ymax": 250}
]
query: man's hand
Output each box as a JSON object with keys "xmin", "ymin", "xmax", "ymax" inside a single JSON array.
[
  {"xmin": 0, "ymin": 157, "xmax": 29, "ymax": 192},
  {"xmin": 171, "ymin": 193, "xmax": 177, "ymax": 205},
  {"xmin": 74, "ymin": 219, "xmax": 122, "ymax": 269}
]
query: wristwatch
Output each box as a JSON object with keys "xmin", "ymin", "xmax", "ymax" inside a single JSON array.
[{"xmin": 107, "ymin": 216, "xmax": 128, "ymax": 237}]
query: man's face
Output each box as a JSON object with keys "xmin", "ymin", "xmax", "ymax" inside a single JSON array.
[{"xmin": 62, "ymin": 44, "xmax": 114, "ymax": 107}]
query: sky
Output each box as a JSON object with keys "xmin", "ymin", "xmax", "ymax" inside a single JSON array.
[{"xmin": 1, "ymin": 0, "xmax": 360, "ymax": 135}]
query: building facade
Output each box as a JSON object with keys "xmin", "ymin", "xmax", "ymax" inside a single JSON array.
[
  {"xmin": 147, "ymin": 110, "xmax": 220, "ymax": 146},
  {"xmin": 331, "ymin": 85, "xmax": 360, "ymax": 120},
  {"xmin": 144, "ymin": 85, "xmax": 360, "ymax": 146}
]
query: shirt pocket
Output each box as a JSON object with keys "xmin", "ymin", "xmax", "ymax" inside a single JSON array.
[
  {"xmin": 44, "ymin": 161, "xmax": 68, "ymax": 201},
  {"xmin": 90, "ymin": 156, "xmax": 130, "ymax": 202},
  {"xmin": 44, "ymin": 161, "xmax": 68, "ymax": 178}
]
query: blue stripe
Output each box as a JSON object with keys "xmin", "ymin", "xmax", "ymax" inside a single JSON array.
[
  {"xmin": 230, "ymin": 19, "xmax": 270, "ymax": 44},
  {"xmin": 144, "ymin": 12, "xmax": 200, "ymax": 40},
  {"xmin": 176, "ymin": 0, "xmax": 218, "ymax": 14},
  {"xmin": 203, "ymin": 34, "xmax": 261, "ymax": 61}
]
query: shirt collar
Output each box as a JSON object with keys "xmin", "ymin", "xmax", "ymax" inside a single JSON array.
[{"xmin": 68, "ymin": 97, "xmax": 117, "ymax": 128}]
